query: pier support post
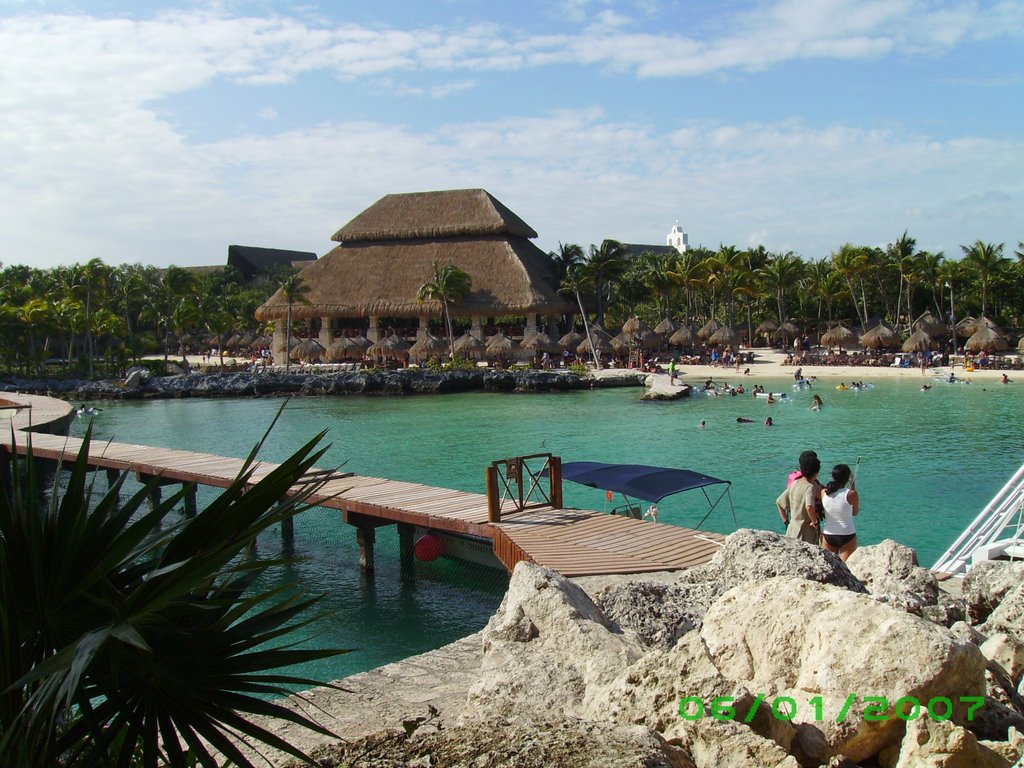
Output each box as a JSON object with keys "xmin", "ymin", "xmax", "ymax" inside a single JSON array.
[
  {"xmin": 356, "ymin": 523, "xmax": 376, "ymax": 575},
  {"xmin": 281, "ymin": 515, "xmax": 294, "ymax": 545},
  {"xmin": 183, "ymin": 484, "xmax": 197, "ymax": 518},
  {"xmin": 398, "ymin": 523, "xmax": 414, "ymax": 580},
  {"xmin": 550, "ymin": 455, "xmax": 563, "ymax": 509},
  {"xmin": 147, "ymin": 485, "xmax": 162, "ymax": 516},
  {"xmin": 486, "ymin": 465, "xmax": 500, "ymax": 522}
]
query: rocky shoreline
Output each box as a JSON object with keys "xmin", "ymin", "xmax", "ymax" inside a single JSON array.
[
  {"xmin": 245, "ymin": 530, "xmax": 1024, "ymax": 767},
  {"xmin": 0, "ymin": 368, "xmax": 652, "ymax": 401}
]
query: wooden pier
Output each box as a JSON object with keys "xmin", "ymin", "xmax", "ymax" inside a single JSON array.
[{"xmin": 0, "ymin": 398, "xmax": 723, "ymax": 578}]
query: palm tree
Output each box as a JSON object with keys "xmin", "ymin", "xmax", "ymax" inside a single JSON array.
[
  {"xmin": 416, "ymin": 261, "xmax": 472, "ymax": 361},
  {"xmin": 558, "ymin": 265, "xmax": 600, "ymax": 367},
  {"xmin": 279, "ymin": 273, "xmax": 311, "ymax": 374},
  {"xmin": 831, "ymin": 243, "xmax": 869, "ymax": 331},
  {"xmin": 887, "ymin": 231, "xmax": 917, "ymax": 329},
  {"xmin": 72, "ymin": 258, "xmax": 111, "ymax": 379},
  {"xmin": 960, "ymin": 240, "xmax": 1007, "ymax": 318},
  {"xmin": 639, "ymin": 251, "xmax": 678, "ymax": 319},
  {"xmin": 548, "ymin": 241, "xmax": 585, "ymax": 286},
  {"xmin": 759, "ymin": 252, "xmax": 804, "ymax": 327},
  {"xmin": 583, "ymin": 240, "xmax": 628, "ymax": 326},
  {"xmin": 702, "ymin": 245, "xmax": 749, "ymax": 327}
]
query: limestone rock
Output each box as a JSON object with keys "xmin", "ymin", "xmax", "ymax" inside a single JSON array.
[
  {"xmin": 304, "ymin": 717, "xmax": 696, "ymax": 768},
  {"xmin": 981, "ymin": 633, "xmax": 1024, "ymax": 688},
  {"xmin": 982, "ymin": 583, "xmax": 1024, "ymax": 640},
  {"xmin": 676, "ymin": 718, "xmax": 800, "ymax": 768},
  {"xmin": 641, "ymin": 374, "xmax": 691, "ymax": 400},
  {"xmin": 701, "ymin": 577, "xmax": 987, "ymax": 763},
  {"xmin": 963, "ymin": 561, "xmax": 1024, "ymax": 624},
  {"xmin": 124, "ymin": 367, "xmax": 150, "ymax": 389},
  {"xmin": 847, "ymin": 539, "xmax": 941, "ymax": 613},
  {"xmin": 949, "ymin": 620, "xmax": 987, "ymax": 646},
  {"xmin": 892, "ymin": 717, "xmax": 1010, "ymax": 768},
  {"xmin": 465, "ymin": 563, "xmax": 641, "ymax": 723},
  {"xmin": 980, "ymin": 725, "xmax": 1024, "ymax": 764},
  {"xmin": 596, "ymin": 581, "xmax": 702, "ymax": 648}
]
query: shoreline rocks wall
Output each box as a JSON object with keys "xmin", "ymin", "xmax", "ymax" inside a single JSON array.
[
  {"xmin": 296, "ymin": 530, "xmax": 1024, "ymax": 767},
  {"xmin": 0, "ymin": 368, "xmax": 650, "ymax": 401}
]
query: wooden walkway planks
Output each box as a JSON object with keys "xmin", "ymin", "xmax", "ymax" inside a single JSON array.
[{"xmin": 1, "ymin": 429, "xmax": 724, "ymax": 577}]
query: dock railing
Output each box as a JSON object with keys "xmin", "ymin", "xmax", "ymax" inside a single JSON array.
[{"xmin": 486, "ymin": 453, "xmax": 562, "ymax": 522}]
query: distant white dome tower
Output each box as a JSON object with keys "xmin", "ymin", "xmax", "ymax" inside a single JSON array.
[{"xmin": 667, "ymin": 221, "xmax": 689, "ymax": 253}]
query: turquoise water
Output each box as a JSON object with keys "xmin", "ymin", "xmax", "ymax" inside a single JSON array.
[{"xmin": 70, "ymin": 376, "xmax": 1022, "ymax": 682}]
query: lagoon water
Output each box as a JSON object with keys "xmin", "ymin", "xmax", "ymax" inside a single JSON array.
[{"xmin": 71, "ymin": 376, "xmax": 1022, "ymax": 683}]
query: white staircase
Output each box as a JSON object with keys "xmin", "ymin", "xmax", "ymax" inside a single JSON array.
[{"xmin": 933, "ymin": 461, "xmax": 1024, "ymax": 576}]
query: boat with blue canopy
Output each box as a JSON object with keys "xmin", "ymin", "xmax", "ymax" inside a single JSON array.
[{"xmin": 557, "ymin": 460, "xmax": 737, "ymax": 529}]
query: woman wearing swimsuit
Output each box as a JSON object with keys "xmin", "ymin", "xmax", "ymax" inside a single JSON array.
[{"xmin": 820, "ymin": 464, "xmax": 859, "ymax": 561}]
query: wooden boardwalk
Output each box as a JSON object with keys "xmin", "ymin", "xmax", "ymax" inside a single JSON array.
[{"xmin": 1, "ymin": 422, "xmax": 724, "ymax": 578}]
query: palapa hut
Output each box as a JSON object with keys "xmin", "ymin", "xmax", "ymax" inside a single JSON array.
[
  {"xmin": 965, "ymin": 325, "xmax": 1009, "ymax": 353},
  {"xmin": 408, "ymin": 333, "xmax": 447, "ymax": 363},
  {"xmin": 668, "ymin": 325, "xmax": 696, "ymax": 347},
  {"xmin": 901, "ymin": 329, "xmax": 934, "ymax": 353},
  {"xmin": 820, "ymin": 324, "xmax": 855, "ymax": 350},
  {"xmin": 255, "ymin": 189, "xmax": 571, "ymax": 364},
  {"xmin": 697, "ymin": 318, "xmax": 720, "ymax": 341},
  {"xmin": 707, "ymin": 325, "xmax": 739, "ymax": 348},
  {"xmin": 859, "ymin": 323, "xmax": 899, "ymax": 350}
]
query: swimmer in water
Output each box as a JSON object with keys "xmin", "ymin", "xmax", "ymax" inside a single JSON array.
[
  {"xmin": 764, "ymin": 417, "xmax": 774, "ymax": 427},
  {"xmin": 736, "ymin": 417, "xmax": 754, "ymax": 424},
  {"xmin": 698, "ymin": 420, "xmax": 706, "ymax": 429},
  {"xmin": 810, "ymin": 394, "xmax": 823, "ymax": 411}
]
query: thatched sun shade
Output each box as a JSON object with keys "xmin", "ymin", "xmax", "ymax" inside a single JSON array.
[
  {"xmin": 522, "ymin": 332, "xmax": 560, "ymax": 354},
  {"xmin": 225, "ymin": 333, "xmax": 243, "ymax": 349},
  {"xmin": 290, "ymin": 339, "xmax": 326, "ymax": 361},
  {"xmin": 778, "ymin": 320, "xmax": 800, "ymax": 337},
  {"xmin": 558, "ymin": 331, "xmax": 584, "ymax": 350},
  {"xmin": 453, "ymin": 331, "xmax": 486, "ymax": 357},
  {"xmin": 668, "ymin": 325, "xmax": 696, "ymax": 346},
  {"xmin": 1018, "ymin": 335, "xmax": 1024, "ymax": 351},
  {"xmin": 954, "ymin": 317, "xmax": 976, "ymax": 336},
  {"xmin": 913, "ymin": 311, "xmax": 947, "ymax": 337},
  {"xmin": 965, "ymin": 326, "xmax": 1009, "ymax": 353},
  {"xmin": 577, "ymin": 335, "xmax": 611, "ymax": 355},
  {"xmin": 409, "ymin": 333, "xmax": 447, "ymax": 360},
  {"xmin": 707, "ymin": 325, "xmax": 739, "ymax": 346},
  {"xmin": 638, "ymin": 328, "xmax": 661, "ymax": 350},
  {"xmin": 610, "ymin": 333, "xmax": 631, "ymax": 353},
  {"xmin": 960, "ymin": 316, "xmax": 1003, "ymax": 337},
  {"xmin": 366, "ymin": 335, "xmax": 409, "ymax": 362},
  {"xmin": 654, "ymin": 318, "xmax": 676, "ymax": 336},
  {"xmin": 621, "ymin": 316, "xmax": 648, "ymax": 335},
  {"xmin": 859, "ymin": 324, "xmax": 899, "ymax": 350},
  {"xmin": 820, "ymin": 325, "xmax": 855, "ymax": 349},
  {"xmin": 755, "ymin": 319, "xmax": 779, "ymax": 335},
  {"xmin": 326, "ymin": 336, "xmax": 362, "ymax": 361},
  {"xmin": 485, "ymin": 331, "xmax": 519, "ymax": 358},
  {"xmin": 901, "ymin": 329, "xmax": 934, "ymax": 353},
  {"xmin": 697, "ymin": 319, "xmax": 720, "ymax": 340}
]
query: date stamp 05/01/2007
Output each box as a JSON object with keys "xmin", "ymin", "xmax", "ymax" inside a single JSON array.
[{"xmin": 678, "ymin": 694, "xmax": 985, "ymax": 724}]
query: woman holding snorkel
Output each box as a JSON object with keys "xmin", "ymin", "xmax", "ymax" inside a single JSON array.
[{"xmin": 820, "ymin": 460, "xmax": 860, "ymax": 561}]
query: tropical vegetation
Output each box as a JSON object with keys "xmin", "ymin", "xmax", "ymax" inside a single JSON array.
[
  {"xmin": 1, "ymin": 235, "xmax": 1022, "ymax": 378},
  {"xmin": 0, "ymin": 415, "xmax": 349, "ymax": 767},
  {"xmin": 550, "ymin": 236, "xmax": 1024, "ymax": 343}
]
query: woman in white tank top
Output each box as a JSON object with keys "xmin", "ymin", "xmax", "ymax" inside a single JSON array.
[{"xmin": 820, "ymin": 463, "xmax": 860, "ymax": 561}]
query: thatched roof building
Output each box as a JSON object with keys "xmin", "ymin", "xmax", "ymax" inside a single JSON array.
[{"xmin": 255, "ymin": 189, "xmax": 569, "ymax": 324}]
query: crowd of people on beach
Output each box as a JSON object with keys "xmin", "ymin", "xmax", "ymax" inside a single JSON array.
[{"xmin": 775, "ymin": 450, "xmax": 860, "ymax": 561}]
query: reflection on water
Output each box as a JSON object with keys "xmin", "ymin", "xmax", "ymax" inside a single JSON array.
[{"xmin": 71, "ymin": 377, "xmax": 1023, "ymax": 681}]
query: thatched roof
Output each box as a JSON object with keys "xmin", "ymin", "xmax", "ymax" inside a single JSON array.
[
  {"xmin": 755, "ymin": 319, "xmax": 778, "ymax": 334},
  {"xmin": 965, "ymin": 326, "xmax": 1009, "ymax": 352},
  {"xmin": 453, "ymin": 331, "xmax": 486, "ymax": 356},
  {"xmin": 558, "ymin": 330, "xmax": 584, "ymax": 350},
  {"xmin": 820, "ymin": 324, "xmax": 855, "ymax": 348},
  {"xmin": 960, "ymin": 315, "xmax": 1003, "ymax": 337},
  {"xmin": 256, "ymin": 190, "xmax": 569, "ymax": 322},
  {"xmin": 485, "ymin": 331, "xmax": 519, "ymax": 356},
  {"xmin": 913, "ymin": 311, "xmax": 947, "ymax": 337},
  {"xmin": 860, "ymin": 323, "xmax": 899, "ymax": 349},
  {"xmin": 290, "ymin": 338, "xmax": 325, "ymax": 361},
  {"xmin": 708, "ymin": 325, "xmax": 739, "ymax": 345},
  {"xmin": 409, "ymin": 334, "xmax": 447, "ymax": 359},
  {"xmin": 522, "ymin": 332, "xmax": 560, "ymax": 354},
  {"xmin": 326, "ymin": 336, "xmax": 362, "ymax": 361},
  {"xmin": 697, "ymin": 319, "xmax": 720, "ymax": 340},
  {"xmin": 902, "ymin": 329, "xmax": 934, "ymax": 352},
  {"xmin": 654, "ymin": 318, "xmax": 676, "ymax": 335},
  {"xmin": 669, "ymin": 325, "xmax": 696, "ymax": 346},
  {"xmin": 332, "ymin": 189, "xmax": 537, "ymax": 243}
]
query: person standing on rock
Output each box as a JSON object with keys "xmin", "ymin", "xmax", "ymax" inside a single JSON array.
[
  {"xmin": 820, "ymin": 463, "xmax": 859, "ymax": 561},
  {"xmin": 775, "ymin": 451, "xmax": 822, "ymax": 544}
]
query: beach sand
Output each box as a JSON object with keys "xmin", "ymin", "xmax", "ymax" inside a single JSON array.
[{"xmin": 668, "ymin": 347, "xmax": 1019, "ymax": 384}]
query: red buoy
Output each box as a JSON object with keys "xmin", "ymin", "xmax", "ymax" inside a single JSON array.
[{"xmin": 413, "ymin": 534, "xmax": 443, "ymax": 562}]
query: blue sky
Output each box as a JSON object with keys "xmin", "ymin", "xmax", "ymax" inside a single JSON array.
[{"xmin": 2, "ymin": 0, "xmax": 1022, "ymax": 270}]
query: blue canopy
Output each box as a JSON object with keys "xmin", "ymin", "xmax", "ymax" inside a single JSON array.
[{"xmin": 558, "ymin": 461, "xmax": 730, "ymax": 504}]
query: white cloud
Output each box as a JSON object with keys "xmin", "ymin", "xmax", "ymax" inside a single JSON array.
[{"xmin": 258, "ymin": 107, "xmax": 278, "ymax": 120}]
